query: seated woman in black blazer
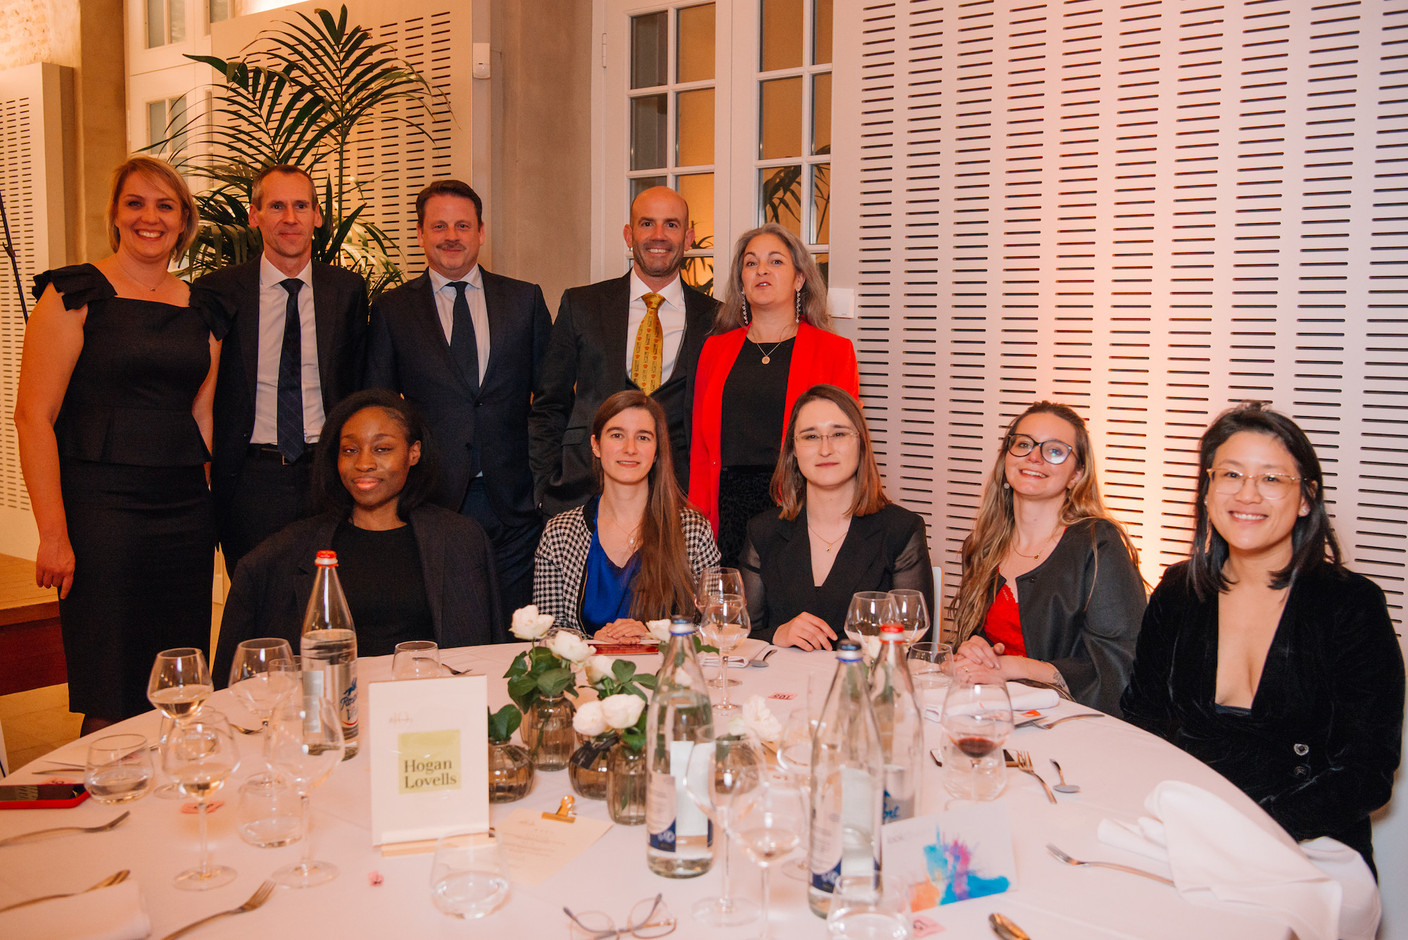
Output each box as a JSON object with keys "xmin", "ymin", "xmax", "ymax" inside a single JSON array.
[
  {"xmin": 214, "ymin": 389, "xmax": 504, "ymax": 686},
  {"xmin": 739, "ymin": 384, "xmax": 933, "ymax": 649}
]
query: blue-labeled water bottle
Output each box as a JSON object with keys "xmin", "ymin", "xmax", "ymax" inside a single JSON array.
[
  {"xmin": 645, "ymin": 616, "xmax": 715, "ymax": 877},
  {"xmin": 870, "ymin": 621, "xmax": 924, "ymax": 821},
  {"xmin": 299, "ymin": 551, "xmax": 358, "ymax": 759}
]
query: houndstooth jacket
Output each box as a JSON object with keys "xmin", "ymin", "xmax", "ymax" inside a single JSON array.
[{"xmin": 533, "ymin": 496, "xmax": 721, "ymax": 632}]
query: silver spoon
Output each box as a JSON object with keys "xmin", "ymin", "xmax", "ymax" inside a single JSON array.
[
  {"xmin": 748, "ymin": 648, "xmax": 779, "ymax": 668},
  {"xmin": 1050, "ymin": 759, "xmax": 1080, "ymax": 794}
]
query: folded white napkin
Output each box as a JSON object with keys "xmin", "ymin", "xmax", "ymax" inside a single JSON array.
[
  {"xmin": 0, "ymin": 880, "xmax": 149, "ymax": 940},
  {"xmin": 922, "ymin": 681, "xmax": 1060, "ymax": 721},
  {"xmin": 1096, "ymin": 780, "xmax": 1378, "ymax": 940}
]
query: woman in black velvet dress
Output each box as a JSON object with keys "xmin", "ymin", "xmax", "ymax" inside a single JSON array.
[
  {"xmin": 16, "ymin": 157, "xmax": 216, "ymax": 733},
  {"xmin": 1121, "ymin": 403, "xmax": 1404, "ymax": 874}
]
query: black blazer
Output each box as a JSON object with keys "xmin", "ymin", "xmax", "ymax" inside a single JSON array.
[
  {"xmin": 739, "ymin": 503, "xmax": 934, "ymax": 644},
  {"xmin": 528, "ymin": 272, "xmax": 717, "ymax": 517},
  {"xmin": 194, "ymin": 259, "xmax": 368, "ymax": 532},
  {"xmin": 365, "ymin": 268, "xmax": 551, "ymax": 525},
  {"xmin": 213, "ymin": 504, "xmax": 505, "ymax": 687}
]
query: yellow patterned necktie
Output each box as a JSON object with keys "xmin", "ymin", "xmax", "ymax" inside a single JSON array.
[{"xmin": 631, "ymin": 292, "xmax": 665, "ymax": 394}]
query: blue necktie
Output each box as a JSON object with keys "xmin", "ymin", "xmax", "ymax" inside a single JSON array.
[
  {"xmin": 449, "ymin": 280, "xmax": 480, "ymax": 396},
  {"xmin": 277, "ymin": 278, "xmax": 305, "ymax": 463}
]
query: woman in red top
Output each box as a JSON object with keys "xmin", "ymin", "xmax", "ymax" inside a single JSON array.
[
  {"xmin": 688, "ymin": 223, "xmax": 859, "ymax": 566},
  {"xmin": 950, "ymin": 402, "xmax": 1146, "ymax": 714}
]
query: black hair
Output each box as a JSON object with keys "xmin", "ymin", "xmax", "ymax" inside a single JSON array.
[{"xmin": 314, "ymin": 388, "xmax": 439, "ymax": 522}]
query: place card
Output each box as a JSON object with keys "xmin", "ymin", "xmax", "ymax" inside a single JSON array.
[
  {"xmin": 882, "ymin": 802, "xmax": 1016, "ymax": 916},
  {"xmin": 367, "ymin": 675, "xmax": 488, "ymax": 849},
  {"xmin": 495, "ymin": 807, "xmax": 613, "ymax": 886}
]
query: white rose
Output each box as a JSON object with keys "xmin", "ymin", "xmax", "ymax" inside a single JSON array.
[
  {"xmin": 863, "ymin": 635, "xmax": 882, "ymax": 662},
  {"xmin": 548, "ymin": 629, "xmax": 592, "ymax": 664},
  {"xmin": 743, "ymin": 695, "xmax": 783, "ymax": 745},
  {"xmin": 645, "ymin": 619, "xmax": 672, "ymax": 643},
  {"xmin": 510, "ymin": 605, "xmax": 554, "ymax": 640},
  {"xmin": 726, "ymin": 714, "xmax": 748, "ymax": 737},
  {"xmin": 573, "ymin": 700, "xmax": 608, "ymax": 737},
  {"xmin": 673, "ymin": 667, "xmax": 694, "ymax": 689},
  {"xmin": 585, "ymin": 655, "xmax": 616, "ymax": 684},
  {"xmin": 600, "ymin": 693, "xmax": 646, "ymax": 731}
]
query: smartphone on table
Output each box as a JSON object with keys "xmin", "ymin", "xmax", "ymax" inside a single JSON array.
[{"xmin": 0, "ymin": 784, "xmax": 90, "ymax": 809}]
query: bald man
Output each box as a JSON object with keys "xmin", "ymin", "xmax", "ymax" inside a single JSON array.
[{"xmin": 528, "ymin": 187, "xmax": 718, "ymax": 516}]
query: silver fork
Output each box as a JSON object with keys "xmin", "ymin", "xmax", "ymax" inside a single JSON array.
[
  {"xmin": 1046, "ymin": 843, "xmax": 1174, "ymax": 885},
  {"xmin": 1034, "ymin": 712, "xmax": 1103, "ymax": 730},
  {"xmin": 0, "ymin": 811, "xmax": 131, "ymax": 847},
  {"xmin": 0, "ymin": 869, "xmax": 130, "ymax": 913},
  {"xmin": 1012, "ymin": 751, "xmax": 1057, "ymax": 804},
  {"xmin": 159, "ymin": 880, "xmax": 277, "ymax": 939}
]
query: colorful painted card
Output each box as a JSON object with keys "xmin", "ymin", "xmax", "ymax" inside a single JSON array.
[{"xmin": 881, "ymin": 802, "xmax": 1016, "ymax": 913}]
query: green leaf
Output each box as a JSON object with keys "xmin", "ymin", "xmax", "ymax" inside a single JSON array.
[
  {"xmin": 506, "ymin": 675, "xmax": 537, "ymax": 712},
  {"xmin": 487, "ymin": 705, "xmax": 521, "ymax": 743}
]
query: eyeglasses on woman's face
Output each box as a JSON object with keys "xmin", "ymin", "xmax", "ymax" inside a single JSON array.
[
  {"xmin": 1205, "ymin": 467, "xmax": 1302, "ymax": 500},
  {"xmin": 1005, "ymin": 433, "xmax": 1074, "ymax": 465},
  {"xmin": 795, "ymin": 428, "xmax": 858, "ymax": 448}
]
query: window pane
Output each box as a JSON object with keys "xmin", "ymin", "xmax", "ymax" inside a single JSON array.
[
  {"xmin": 630, "ymin": 94, "xmax": 668, "ymax": 171},
  {"xmin": 813, "ymin": 0, "xmax": 833, "ymax": 65},
  {"xmin": 146, "ymin": 0, "xmax": 164, "ymax": 47},
  {"xmin": 209, "ymin": 0, "xmax": 231, "ymax": 24},
  {"xmin": 811, "ymin": 162, "xmax": 830, "ymax": 245},
  {"xmin": 676, "ymin": 88, "xmax": 714, "ymax": 167},
  {"xmin": 811, "ymin": 72, "xmax": 831, "ymax": 155},
  {"xmin": 631, "ymin": 12, "xmax": 668, "ymax": 89},
  {"xmin": 147, "ymin": 100, "xmax": 166, "ymax": 147},
  {"xmin": 630, "ymin": 176, "xmax": 669, "ymax": 204},
  {"xmin": 759, "ymin": 166, "xmax": 802, "ymax": 237},
  {"xmin": 169, "ymin": 95, "xmax": 188, "ymax": 153},
  {"xmin": 813, "ymin": 251, "xmax": 829, "ymax": 287},
  {"xmin": 676, "ymin": 172, "xmax": 715, "ymax": 295},
  {"xmin": 760, "ymin": 0, "xmax": 803, "ymax": 71},
  {"xmin": 759, "ymin": 77, "xmax": 803, "ymax": 159},
  {"xmin": 169, "ymin": 0, "xmax": 185, "ymax": 43},
  {"xmin": 677, "ymin": 3, "xmax": 715, "ymax": 83}
]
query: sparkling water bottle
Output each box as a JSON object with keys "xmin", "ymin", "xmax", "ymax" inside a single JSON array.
[
  {"xmin": 808, "ymin": 639, "xmax": 884, "ymax": 917},
  {"xmin": 300, "ymin": 550, "xmax": 358, "ymax": 759},
  {"xmin": 645, "ymin": 617, "xmax": 714, "ymax": 877},
  {"xmin": 870, "ymin": 622, "xmax": 924, "ymax": 822}
]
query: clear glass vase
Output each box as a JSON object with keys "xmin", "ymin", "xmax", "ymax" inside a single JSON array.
[
  {"xmin": 606, "ymin": 742, "xmax": 647, "ymax": 825},
  {"xmin": 524, "ymin": 694, "xmax": 577, "ymax": 771},
  {"xmin": 568, "ymin": 733, "xmax": 617, "ymax": 800},
  {"xmin": 487, "ymin": 739, "xmax": 534, "ymax": 803}
]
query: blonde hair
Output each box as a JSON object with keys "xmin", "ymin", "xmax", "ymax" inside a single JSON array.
[{"xmin": 106, "ymin": 156, "xmax": 199, "ymax": 262}]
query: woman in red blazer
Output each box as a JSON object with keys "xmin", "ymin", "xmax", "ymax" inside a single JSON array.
[{"xmin": 689, "ymin": 223, "xmax": 860, "ymax": 566}]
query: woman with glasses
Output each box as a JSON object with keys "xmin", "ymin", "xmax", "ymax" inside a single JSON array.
[
  {"xmin": 950, "ymin": 402, "xmax": 1146, "ymax": 713},
  {"xmin": 739, "ymin": 385, "xmax": 932, "ymax": 650},
  {"xmin": 1121, "ymin": 403, "xmax": 1403, "ymax": 873},
  {"xmin": 688, "ymin": 224, "xmax": 860, "ymax": 567}
]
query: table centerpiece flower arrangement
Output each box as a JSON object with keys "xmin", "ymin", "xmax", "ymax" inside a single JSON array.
[
  {"xmin": 573, "ymin": 654, "xmax": 657, "ymax": 823},
  {"xmin": 486, "ymin": 704, "xmax": 534, "ymax": 802},
  {"xmin": 505, "ymin": 606, "xmax": 592, "ymax": 770}
]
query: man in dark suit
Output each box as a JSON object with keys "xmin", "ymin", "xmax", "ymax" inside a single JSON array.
[
  {"xmin": 366, "ymin": 180, "xmax": 550, "ymax": 612},
  {"xmin": 529, "ymin": 186, "xmax": 718, "ymax": 517},
  {"xmin": 194, "ymin": 164, "xmax": 368, "ymax": 576}
]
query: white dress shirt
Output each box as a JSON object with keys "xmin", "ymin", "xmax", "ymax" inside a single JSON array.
[
  {"xmin": 429, "ymin": 265, "xmax": 491, "ymax": 385},
  {"xmin": 252, "ymin": 256, "xmax": 326, "ymax": 446},
  {"xmin": 624, "ymin": 271, "xmax": 687, "ymax": 383}
]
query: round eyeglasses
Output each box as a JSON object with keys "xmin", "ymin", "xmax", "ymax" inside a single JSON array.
[
  {"xmin": 1005, "ymin": 433, "xmax": 1074, "ymax": 465},
  {"xmin": 1205, "ymin": 467, "xmax": 1302, "ymax": 500}
]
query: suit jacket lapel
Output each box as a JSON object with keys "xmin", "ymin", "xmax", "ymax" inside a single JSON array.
[
  {"xmin": 819, "ymin": 511, "xmax": 886, "ymax": 612},
  {"xmin": 479, "ymin": 269, "xmax": 506, "ymax": 392},
  {"xmin": 408, "ymin": 272, "xmax": 472, "ymax": 396},
  {"xmin": 237, "ymin": 262, "xmax": 262, "ymax": 404},
  {"xmin": 410, "ymin": 508, "xmax": 446, "ymax": 639},
  {"xmin": 605, "ymin": 273, "xmax": 634, "ymax": 386},
  {"xmin": 310, "ymin": 264, "xmax": 338, "ymax": 409}
]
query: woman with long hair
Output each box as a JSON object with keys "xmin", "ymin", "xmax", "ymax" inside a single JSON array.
[
  {"xmin": 534, "ymin": 390, "xmax": 719, "ymax": 639},
  {"xmin": 214, "ymin": 389, "xmax": 504, "ymax": 684},
  {"xmin": 16, "ymin": 156, "xmax": 216, "ymax": 732},
  {"xmin": 739, "ymin": 385, "xmax": 932, "ymax": 649},
  {"xmin": 1122, "ymin": 403, "xmax": 1403, "ymax": 873},
  {"xmin": 689, "ymin": 223, "xmax": 859, "ymax": 567},
  {"xmin": 950, "ymin": 401, "xmax": 1146, "ymax": 714}
]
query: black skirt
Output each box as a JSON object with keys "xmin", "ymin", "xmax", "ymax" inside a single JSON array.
[{"xmin": 716, "ymin": 465, "xmax": 777, "ymax": 569}]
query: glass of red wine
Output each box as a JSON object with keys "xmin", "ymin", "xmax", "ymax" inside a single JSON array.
[{"xmin": 939, "ymin": 679, "xmax": 1014, "ymax": 801}]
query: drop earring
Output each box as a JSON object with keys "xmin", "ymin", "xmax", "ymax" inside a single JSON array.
[
  {"xmin": 795, "ymin": 289, "xmax": 803, "ymax": 322},
  {"xmin": 741, "ymin": 298, "xmax": 751, "ymax": 326}
]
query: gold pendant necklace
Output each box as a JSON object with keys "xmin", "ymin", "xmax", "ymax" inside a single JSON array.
[
  {"xmin": 807, "ymin": 523, "xmax": 847, "ymax": 553},
  {"xmin": 116, "ymin": 257, "xmax": 167, "ymax": 292}
]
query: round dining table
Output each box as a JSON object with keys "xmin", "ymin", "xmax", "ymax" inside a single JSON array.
[{"xmin": 0, "ymin": 643, "xmax": 1298, "ymax": 939}]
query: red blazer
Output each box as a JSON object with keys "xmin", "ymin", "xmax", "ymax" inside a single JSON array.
[{"xmin": 688, "ymin": 322, "xmax": 860, "ymax": 530}]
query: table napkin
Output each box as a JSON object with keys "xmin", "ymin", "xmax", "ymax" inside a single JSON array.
[
  {"xmin": 1095, "ymin": 780, "xmax": 1378, "ymax": 940},
  {"xmin": 0, "ymin": 880, "xmax": 149, "ymax": 940},
  {"xmin": 922, "ymin": 681, "xmax": 1060, "ymax": 721}
]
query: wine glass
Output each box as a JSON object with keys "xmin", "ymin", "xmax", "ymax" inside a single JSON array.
[
  {"xmin": 701, "ymin": 593, "xmax": 749, "ymax": 713},
  {"xmin": 85, "ymin": 733, "xmax": 153, "ymax": 804},
  {"xmin": 907, "ymin": 641, "xmax": 954, "ymax": 717},
  {"xmin": 695, "ymin": 566, "xmax": 745, "ymax": 613},
  {"xmin": 148, "ymin": 647, "xmax": 214, "ymax": 723},
  {"xmin": 888, "ymin": 588, "xmax": 930, "ymax": 645},
  {"xmin": 939, "ymin": 680, "xmax": 1014, "ymax": 802},
  {"xmin": 844, "ymin": 592, "xmax": 896, "ymax": 659},
  {"xmin": 683, "ymin": 729, "xmax": 764, "ymax": 927},
  {"xmin": 774, "ymin": 698, "xmax": 819, "ymax": 881},
  {"xmin": 731, "ymin": 769, "xmax": 806, "ymax": 939},
  {"xmin": 265, "ymin": 679, "xmax": 346, "ymax": 887},
  {"xmin": 228, "ymin": 638, "xmax": 297, "ymax": 733},
  {"xmin": 162, "ymin": 709, "xmax": 240, "ymax": 890},
  {"xmin": 392, "ymin": 640, "xmax": 441, "ymax": 679}
]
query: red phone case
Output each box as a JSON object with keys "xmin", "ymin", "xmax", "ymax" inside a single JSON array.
[{"xmin": 0, "ymin": 787, "xmax": 91, "ymax": 810}]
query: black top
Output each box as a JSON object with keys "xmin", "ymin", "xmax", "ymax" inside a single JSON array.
[
  {"xmin": 720, "ymin": 337, "xmax": 793, "ymax": 468},
  {"xmin": 331, "ymin": 520, "xmax": 435, "ymax": 657}
]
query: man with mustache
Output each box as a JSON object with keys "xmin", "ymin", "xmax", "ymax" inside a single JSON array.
[
  {"xmin": 529, "ymin": 186, "xmax": 718, "ymax": 516},
  {"xmin": 365, "ymin": 180, "xmax": 550, "ymax": 612}
]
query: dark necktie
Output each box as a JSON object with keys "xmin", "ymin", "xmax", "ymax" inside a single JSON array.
[
  {"xmin": 449, "ymin": 280, "xmax": 480, "ymax": 395},
  {"xmin": 277, "ymin": 278, "xmax": 305, "ymax": 463}
]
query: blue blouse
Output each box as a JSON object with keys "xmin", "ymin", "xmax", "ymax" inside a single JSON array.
[{"xmin": 581, "ymin": 529, "xmax": 641, "ymax": 635}]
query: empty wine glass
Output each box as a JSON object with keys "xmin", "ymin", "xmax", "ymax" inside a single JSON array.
[
  {"xmin": 392, "ymin": 640, "xmax": 441, "ymax": 679},
  {"xmin": 907, "ymin": 641, "xmax": 954, "ymax": 717},
  {"xmin": 888, "ymin": 588, "xmax": 930, "ymax": 645},
  {"xmin": 775, "ymin": 699, "xmax": 819, "ymax": 881},
  {"xmin": 430, "ymin": 829, "xmax": 511, "ymax": 919},
  {"xmin": 228, "ymin": 638, "xmax": 296, "ymax": 732},
  {"xmin": 940, "ymin": 679, "xmax": 1014, "ymax": 802},
  {"xmin": 266, "ymin": 679, "xmax": 346, "ymax": 888},
  {"xmin": 732, "ymin": 769, "xmax": 807, "ymax": 939},
  {"xmin": 695, "ymin": 566, "xmax": 745, "ymax": 612},
  {"xmin": 683, "ymin": 729, "xmax": 764, "ymax": 927},
  {"xmin": 162, "ymin": 709, "xmax": 240, "ymax": 890},
  {"xmin": 701, "ymin": 593, "xmax": 750, "ymax": 714},
  {"xmin": 844, "ymin": 592, "xmax": 896, "ymax": 660},
  {"xmin": 148, "ymin": 647, "xmax": 214, "ymax": 723}
]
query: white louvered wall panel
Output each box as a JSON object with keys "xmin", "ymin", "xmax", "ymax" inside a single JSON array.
[{"xmin": 831, "ymin": 0, "xmax": 1408, "ymax": 634}]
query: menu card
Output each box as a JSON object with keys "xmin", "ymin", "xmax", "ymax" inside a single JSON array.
[
  {"xmin": 882, "ymin": 802, "xmax": 1016, "ymax": 917},
  {"xmin": 367, "ymin": 675, "xmax": 488, "ymax": 848}
]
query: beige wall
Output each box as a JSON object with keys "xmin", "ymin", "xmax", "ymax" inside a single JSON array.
[{"xmin": 488, "ymin": 0, "xmax": 592, "ymax": 312}]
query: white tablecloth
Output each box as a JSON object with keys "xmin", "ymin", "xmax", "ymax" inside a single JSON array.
[{"xmin": 0, "ymin": 644, "xmax": 1295, "ymax": 939}]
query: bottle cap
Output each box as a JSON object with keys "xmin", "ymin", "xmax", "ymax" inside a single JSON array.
[
  {"xmin": 669, "ymin": 618, "xmax": 696, "ymax": 636},
  {"xmin": 314, "ymin": 550, "xmax": 338, "ymax": 566},
  {"xmin": 880, "ymin": 623, "xmax": 904, "ymax": 640},
  {"xmin": 836, "ymin": 639, "xmax": 862, "ymax": 662}
]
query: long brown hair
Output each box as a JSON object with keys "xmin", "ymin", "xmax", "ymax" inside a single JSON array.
[
  {"xmin": 591, "ymin": 390, "xmax": 697, "ymax": 620},
  {"xmin": 772, "ymin": 384, "xmax": 891, "ymax": 521},
  {"xmin": 715, "ymin": 223, "xmax": 831, "ymax": 332},
  {"xmin": 949, "ymin": 401, "xmax": 1140, "ymax": 642}
]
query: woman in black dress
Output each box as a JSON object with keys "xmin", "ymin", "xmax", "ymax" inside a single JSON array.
[{"xmin": 16, "ymin": 156, "xmax": 217, "ymax": 732}]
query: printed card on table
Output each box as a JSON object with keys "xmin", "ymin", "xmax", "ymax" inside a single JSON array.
[
  {"xmin": 367, "ymin": 675, "xmax": 488, "ymax": 847},
  {"xmin": 882, "ymin": 802, "xmax": 1016, "ymax": 917}
]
